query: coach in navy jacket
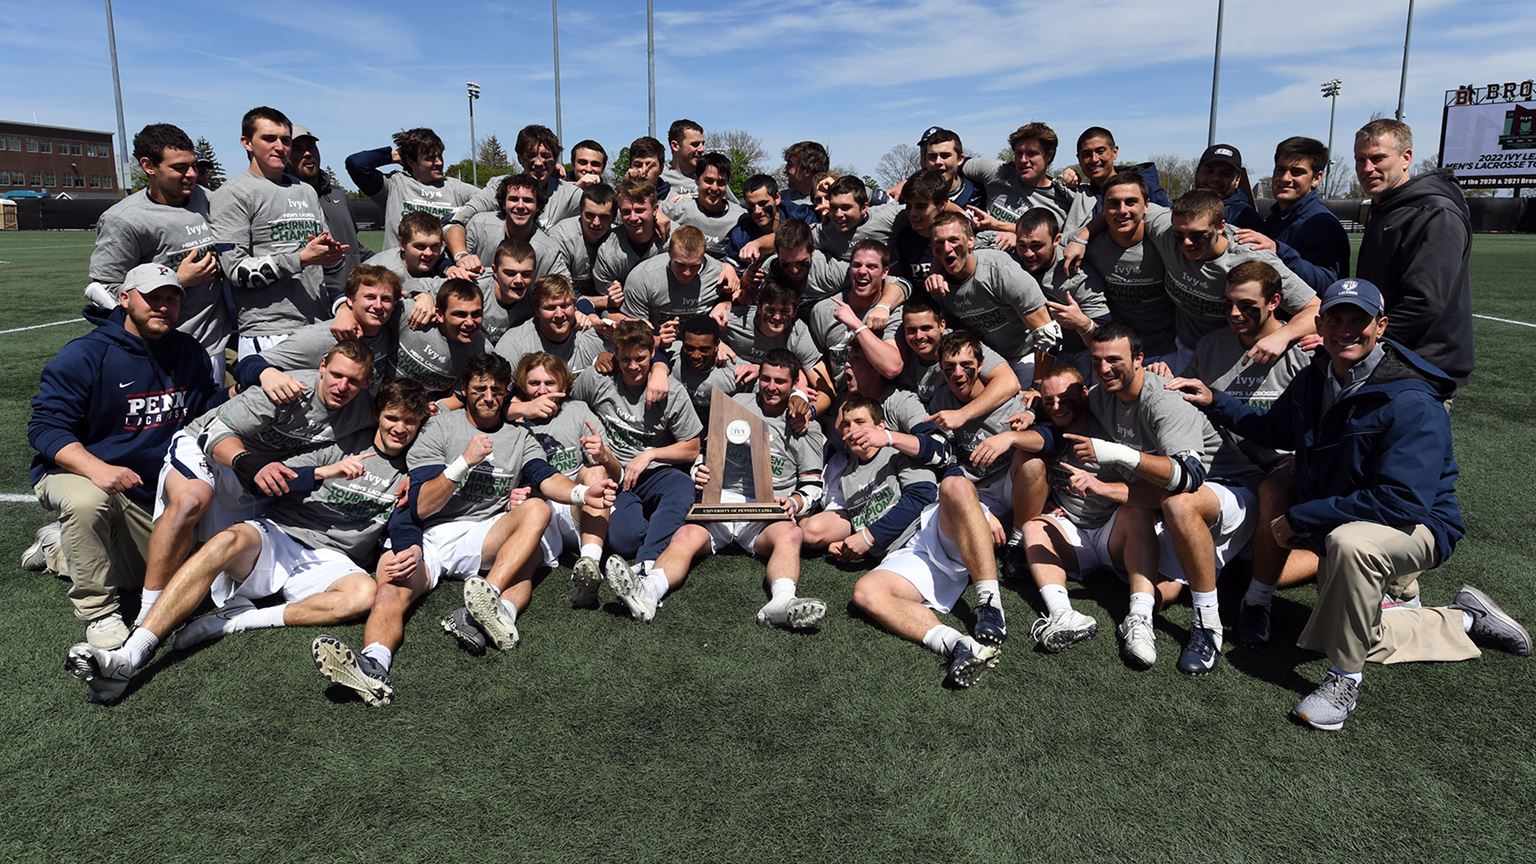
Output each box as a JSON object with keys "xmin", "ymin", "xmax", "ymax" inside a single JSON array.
[{"xmin": 29, "ymin": 263, "xmax": 222, "ymax": 645}]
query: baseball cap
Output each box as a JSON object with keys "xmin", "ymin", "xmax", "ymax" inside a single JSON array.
[
  {"xmin": 1319, "ymin": 278, "xmax": 1384, "ymax": 318},
  {"xmin": 1198, "ymin": 143, "xmax": 1242, "ymax": 169},
  {"xmin": 290, "ymin": 123, "xmax": 318, "ymax": 142},
  {"xmin": 918, "ymin": 125, "xmax": 945, "ymax": 146},
  {"xmin": 121, "ymin": 262, "xmax": 182, "ymax": 295}
]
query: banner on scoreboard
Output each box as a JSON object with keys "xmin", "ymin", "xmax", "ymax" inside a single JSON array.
[{"xmin": 1440, "ymin": 82, "xmax": 1536, "ymax": 187}]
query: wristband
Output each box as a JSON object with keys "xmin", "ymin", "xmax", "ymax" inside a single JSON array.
[
  {"xmin": 444, "ymin": 456, "xmax": 471, "ymax": 484},
  {"xmin": 568, "ymin": 484, "xmax": 589, "ymax": 506},
  {"xmin": 1066, "ymin": 236, "xmax": 1088, "ymax": 247},
  {"xmin": 452, "ymin": 250, "xmax": 471, "ymax": 262},
  {"xmin": 859, "ymin": 527, "xmax": 876, "ymax": 547},
  {"xmin": 885, "ymin": 429, "xmax": 896, "ymax": 447},
  {"xmin": 791, "ymin": 388, "xmax": 812, "ymax": 404},
  {"xmin": 872, "ymin": 303, "xmax": 890, "ymax": 312},
  {"xmin": 851, "ymin": 324, "xmax": 869, "ymax": 337}
]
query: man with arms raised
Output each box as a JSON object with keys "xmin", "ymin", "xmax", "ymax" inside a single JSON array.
[
  {"xmin": 959, "ymin": 122, "xmax": 1080, "ymax": 236},
  {"xmin": 68, "ymin": 381, "xmax": 431, "ymax": 705},
  {"xmin": 616, "ymin": 350, "xmax": 827, "ymax": 629},
  {"xmin": 345, "ymin": 127, "xmax": 478, "ymax": 250},
  {"xmin": 210, "ymin": 105, "xmax": 348, "ymax": 358}
]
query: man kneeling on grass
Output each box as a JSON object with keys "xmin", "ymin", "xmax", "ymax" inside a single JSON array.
[{"xmin": 66, "ymin": 381, "xmax": 431, "ymax": 704}]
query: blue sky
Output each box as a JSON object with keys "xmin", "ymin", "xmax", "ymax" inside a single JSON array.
[{"xmin": 3, "ymin": 0, "xmax": 1534, "ymax": 187}]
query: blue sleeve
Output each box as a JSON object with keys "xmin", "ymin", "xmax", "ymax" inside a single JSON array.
[
  {"xmin": 1206, "ymin": 375, "xmax": 1306, "ymax": 451},
  {"xmin": 1273, "ymin": 239, "xmax": 1337, "ymax": 293},
  {"xmin": 232, "ymin": 355, "xmax": 273, "ymax": 390},
  {"xmin": 27, "ymin": 342, "xmax": 98, "ymax": 460},
  {"xmin": 1136, "ymin": 163, "xmax": 1173, "ymax": 208},
  {"xmin": 908, "ymin": 420, "xmax": 951, "ymax": 468},
  {"xmin": 1288, "ymin": 396, "xmax": 1448, "ymax": 540},
  {"xmin": 386, "ymin": 506, "xmax": 423, "ymax": 551},
  {"xmin": 866, "ymin": 480, "xmax": 938, "ymax": 547},
  {"xmin": 520, "ymin": 458, "xmax": 558, "ymax": 489},
  {"xmin": 271, "ymin": 466, "xmax": 318, "ymax": 498},
  {"xmin": 406, "ymin": 465, "xmax": 444, "ymax": 526},
  {"xmin": 575, "ymin": 297, "xmax": 595, "ymax": 316},
  {"xmin": 344, "ymin": 146, "xmax": 393, "ymax": 198}
]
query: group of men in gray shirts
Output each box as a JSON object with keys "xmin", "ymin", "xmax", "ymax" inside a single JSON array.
[{"xmin": 34, "ymin": 106, "xmax": 1528, "ymax": 729}]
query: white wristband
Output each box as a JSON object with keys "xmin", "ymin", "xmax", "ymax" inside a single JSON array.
[
  {"xmin": 852, "ymin": 324, "xmax": 869, "ymax": 337},
  {"xmin": 1089, "ymin": 438, "xmax": 1140, "ymax": 471},
  {"xmin": 871, "ymin": 303, "xmax": 890, "ymax": 313},
  {"xmin": 568, "ymin": 483, "xmax": 589, "ymax": 506},
  {"xmin": 791, "ymin": 388, "xmax": 812, "ymax": 404},
  {"xmin": 885, "ymin": 428, "xmax": 896, "ymax": 448},
  {"xmin": 444, "ymin": 456, "xmax": 471, "ymax": 484}
]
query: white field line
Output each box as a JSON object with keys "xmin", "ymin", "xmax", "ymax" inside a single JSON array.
[
  {"xmin": 1473, "ymin": 313, "xmax": 1536, "ymax": 329},
  {"xmin": 0, "ymin": 318, "xmax": 85, "ymax": 335},
  {"xmin": 0, "ymin": 494, "xmax": 38, "ymax": 503}
]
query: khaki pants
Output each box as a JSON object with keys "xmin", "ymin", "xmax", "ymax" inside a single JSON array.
[
  {"xmin": 1297, "ymin": 521, "xmax": 1479, "ymax": 673},
  {"xmin": 34, "ymin": 474, "xmax": 154, "ymax": 622}
]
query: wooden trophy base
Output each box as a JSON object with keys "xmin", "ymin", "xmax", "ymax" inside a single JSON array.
[{"xmin": 687, "ymin": 502, "xmax": 790, "ymax": 522}]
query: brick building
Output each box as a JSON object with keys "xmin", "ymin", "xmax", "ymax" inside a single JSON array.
[{"xmin": 0, "ymin": 121, "xmax": 121, "ymax": 198}]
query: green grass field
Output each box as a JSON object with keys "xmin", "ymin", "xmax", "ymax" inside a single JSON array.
[{"xmin": 1, "ymin": 231, "xmax": 1532, "ymax": 863}]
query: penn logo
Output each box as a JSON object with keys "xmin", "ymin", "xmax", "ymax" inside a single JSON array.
[{"xmin": 1339, "ymin": 280, "xmax": 1359, "ymax": 294}]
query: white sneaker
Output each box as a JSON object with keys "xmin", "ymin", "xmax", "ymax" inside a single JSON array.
[
  {"xmin": 65, "ymin": 642, "xmax": 134, "ymax": 704},
  {"xmin": 606, "ymin": 560, "xmax": 656, "ymax": 623},
  {"xmin": 757, "ymin": 596, "xmax": 827, "ymax": 631},
  {"xmin": 85, "ymin": 613, "xmax": 129, "ymax": 650},
  {"xmin": 1029, "ymin": 608, "xmax": 1099, "ymax": 653},
  {"xmin": 173, "ymin": 596, "xmax": 256, "ymax": 651},
  {"xmin": 21, "ymin": 521, "xmax": 61, "ymax": 573},
  {"xmin": 463, "ymin": 577, "xmax": 519, "ymax": 650},
  {"xmin": 569, "ymin": 556, "xmax": 602, "ymax": 608},
  {"xmin": 1117, "ymin": 613, "xmax": 1157, "ymax": 669}
]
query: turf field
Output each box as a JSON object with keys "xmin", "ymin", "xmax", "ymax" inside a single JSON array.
[{"xmin": 0, "ymin": 230, "xmax": 1532, "ymax": 864}]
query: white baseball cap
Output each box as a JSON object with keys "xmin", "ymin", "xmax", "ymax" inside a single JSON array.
[{"xmin": 121, "ymin": 262, "xmax": 182, "ymax": 295}]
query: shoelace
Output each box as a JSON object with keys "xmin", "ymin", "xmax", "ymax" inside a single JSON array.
[
  {"xmin": 1187, "ymin": 626, "xmax": 1218, "ymax": 660},
  {"xmin": 1319, "ymin": 676, "xmax": 1356, "ymax": 709}
]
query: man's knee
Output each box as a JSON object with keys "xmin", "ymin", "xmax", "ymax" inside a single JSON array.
[
  {"xmin": 335, "ymin": 575, "xmax": 376, "ymax": 617},
  {"xmin": 162, "ymin": 479, "xmax": 213, "ymax": 524},
  {"xmin": 851, "ymin": 572, "xmax": 888, "ymax": 613},
  {"xmin": 1160, "ymin": 488, "xmax": 1214, "ymax": 529},
  {"xmin": 938, "ymin": 474, "xmax": 976, "ymax": 507}
]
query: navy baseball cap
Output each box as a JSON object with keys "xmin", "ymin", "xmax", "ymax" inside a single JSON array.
[
  {"xmin": 1319, "ymin": 278, "xmax": 1384, "ymax": 317},
  {"xmin": 918, "ymin": 126, "xmax": 945, "ymax": 146},
  {"xmin": 1199, "ymin": 144, "xmax": 1242, "ymax": 169}
]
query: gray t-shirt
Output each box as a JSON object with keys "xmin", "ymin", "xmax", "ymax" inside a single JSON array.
[
  {"xmin": 719, "ymin": 392, "xmax": 824, "ymax": 499},
  {"xmin": 1040, "ymin": 417, "xmax": 1125, "ymax": 530},
  {"xmin": 662, "ymin": 197, "xmax": 746, "ymax": 260},
  {"xmin": 547, "ymin": 218, "xmax": 605, "ymax": 296},
  {"xmin": 569, "ymin": 367, "xmax": 703, "ymax": 465},
  {"xmin": 463, "ymin": 215, "xmax": 570, "ymax": 281},
  {"xmin": 267, "ymin": 432, "xmax": 409, "ymax": 560},
  {"xmin": 825, "ymin": 446, "xmax": 935, "ymax": 549},
  {"xmin": 1084, "ymin": 231, "xmax": 1179, "ymax": 357},
  {"xmin": 393, "ymin": 316, "xmax": 485, "ymax": 396},
  {"xmin": 315, "ymin": 180, "xmax": 369, "ymax": 301},
  {"xmin": 1148, "ymin": 213, "xmax": 1316, "ymax": 348},
  {"xmin": 896, "ymin": 335, "xmax": 1008, "ymax": 404},
  {"xmin": 363, "ymin": 248, "xmax": 446, "ymax": 301},
  {"xmin": 478, "ymin": 288, "xmax": 534, "ymax": 346},
  {"xmin": 256, "ymin": 320, "xmax": 398, "ymax": 387},
  {"xmin": 806, "ymin": 295, "xmax": 903, "ymax": 383},
  {"xmin": 1086, "ymin": 371, "xmax": 1222, "ymax": 481},
  {"xmin": 723, "ymin": 306, "xmax": 823, "ymax": 372},
  {"xmin": 877, "ymin": 386, "xmax": 936, "ymax": 435},
  {"xmin": 669, "ymin": 356, "xmax": 742, "ymax": 426},
  {"xmin": 196, "ymin": 369, "xmax": 374, "ymax": 462},
  {"xmin": 407, "ymin": 410, "xmax": 551, "ymax": 525},
  {"xmin": 959, "ymin": 159, "xmax": 1082, "ymax": 228},
  {"xmin": 591, "ymin": 230, "xmax": 667, "ymax": 288},
  {"xmin": 1186, "ymin": 327, "xmax": 1309, "ymax": 477},
  {"xmin": 763, "ymin": 251, "xmax": 854, "ymax": 309},
  {"xmin": 90, "ymin": 187, "xmax": 230, "ymax": 358},
  {"xmin": 374, "ymin": 171, "xmax": 478, "ymax": 250},
  {"xmin": 493, "ymin": 320, "xmax": 605, "ymax": 373},
  {"xmin": 922, "ymin": 384, "xmax": 1026, "ymax": 484},
  {"xmin": 814, "ymin": 203, "xmax": 904, "ymax": 261},
  {"xmin": 930, "ymin": 249, "xmax": 1047, "ymax": 362},
  {"xmin": 209, "ymin": 171, "xmax": 334, "ymax": 336},
  {"xmin": 619, "ymin": 253, "xmax": 725, "ymax": 324},
  {"xmin": 450, "ymin": 175, "xmax": 583, "ymax": 231},
  {"xmin": 525, "ymin": 399, "xmax": 603, "ymax": 481}
]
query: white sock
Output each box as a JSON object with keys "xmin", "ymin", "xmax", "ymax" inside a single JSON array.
[
  {"xmin": 973, "ymin": 579, "xmax": 1001, "ymax": 604},
  {"xmin": 1462, "ymin": 610, "xmax": 1474, "ymax": 632},
  {"xmin": 1192, "ymin": 589, "xmax": 1221, "ymax": 630},
  {"xmin": 1328, "ymin": 664, "xmax": 1363, "ymax": 684},
  {"xmin": 1128, "ymin": 592, "xmax": 1155, "ymax": 620},
  {"xmin": 769, "ymin": 578, "xmax": 796, "ymax": 602},
  {"xmin": 136, "ymin": 588, "xmax": 163, "ymax": 626},
  {"xmin": 1243, "ymin": 580, "xmax": 1276, "ymax": 607},
  {"xmin": 122, "ymin": 628, "xmax": 160, "ymax": 671},
  {"xmin": 643, "ymin": 570, "xmax": 669, "ymax": 603},
  {"xmin": 232, "ymin": 604, "xmax": 287, "ymax": 632},
  {"xmin": 579, "ymin": 543, "xmax": 603, "ymax": 561},
  {"xmin": 499, "ymin": 597, "xmax": 518, "ymax": 622},
  {"xmin": 1040, "ymin": 583, "xmax": 1072, "ymax": 617},
  {"xmin": 361, "ymin": 642, "xmax": 393, "ymax": 671},
  {"xmin": 921, "ymin": 623, "xmax": 964, "ymax": 657}
]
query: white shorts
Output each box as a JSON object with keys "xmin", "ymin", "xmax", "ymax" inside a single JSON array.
[
  {"xmin": 876, "ymin": 485, "xmax": 1009, "ymax": 614},
  {"xmin": 1142, "ymin": 482, "xmax": 1256, "ymax": 585},
  {"xmin": 421, "ymin": 517, "xmax": 499, "ymax": 590},
  {"xmin": 1041, "ymin": 511, "xmax": 1118, "ymax": 575},
  {"xmin": 211, "ymin": 519, "xmax": 362, "ymax": 607},
  {"xmin": 538, "ymin": 502, "xmax": 580, "ymax": 566},
  {"xmin": 237, "ymin": 333, "xmax": 291, "ymax": 362},
  {"xmin": 154, "ymin": 429, "xmax": 257, "ymax": 542},
  {"xmin": 702, "ymin": 490, "xmax": 767, "ymax": 554}
]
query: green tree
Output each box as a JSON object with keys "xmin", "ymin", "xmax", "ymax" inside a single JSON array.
[
  {"xmin": 706, "ymin": 130, "xmax": 768, "ymax": 198},
  {"xmin": 193, "ymin": 136, "xmax": 226, "ymax": 190},
  {"xmin": 478, "ymin": 134, "xmax": 510, "ymax": 170}
]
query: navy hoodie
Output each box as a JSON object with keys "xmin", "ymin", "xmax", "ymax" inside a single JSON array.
[
  {"xmin": 1356, "ymin": 170, "xmax": 1474, "ymax": 383},
  {"xmin": 1205, "ymin": 339, "xmax": 1462, "ymax": 565},
  {"xmin": 29, "ymin": 306, "xmax": 223, "ymax": 508},
  {"xmin": 1260, "ymin": 189, "xmax": 1350, "ymax": 292}
]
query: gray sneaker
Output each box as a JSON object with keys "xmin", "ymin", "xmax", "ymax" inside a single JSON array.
[
  {"xmin": 1450, "ymin": 585, "xmax": 1532, "ymax": 656},
  {"xmin": 173, "ymin": 596, "xmax": 256, "ymax": 651},
  {"xmin": 20, "ymin": 521, "xmax": 61, "ymax": 573},
  {"xmin": 1293, "ymin": 673, "xmax": 1360, "ymax": 731},
  {"xmin": 1029, "ymin": 608, "xmax": 1099, "ymax": 653},
  {"xmin": 439, "ymin": 605, "xmax": 488, "ymax": 655},
  {"xmin": 311, "ymin": 636, "xmax": 394, "ymax": 707},
  {"xmin": 463, "ymin": 576, "xmax": 519, "ymax": 650},
  {"xmin": 570, "ymin": 556, "xmax": 603, "ymax": 608},
  {"xmin": 65, "ymin": 642, "xmax": 134, "ymax": 704},
  {"xmin": 1381, "ymin": 593, "xmax": 1422, "ymax": 612},
  {"xmin": 85, "ymin": 613, "xmax": 130, "ymax": 650}
]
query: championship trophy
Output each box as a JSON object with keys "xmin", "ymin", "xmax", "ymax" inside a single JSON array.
[{"xmin": 687, "ymin": 388, "xmax": 789, "ymax": 522}]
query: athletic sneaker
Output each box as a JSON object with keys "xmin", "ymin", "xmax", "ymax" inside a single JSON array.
[
  {"xmin": 1237, "ymin": 601, "xmax": 1271, "ymax": 646},
  {"xmin": 758, "ymin": 596, "xmax": 828, "ymax": 631},
  {"xmin": 311, "ymin": 636, "xmax": 394, "ymax": 707},
  {"xmin": 65, "ymin": 643, "xmax": 133, "ymax": 704},
  {"xmin": 1177, "ymin": 626, "xmax": 1222, "ymax": 675},
  {"xmin": 173, "ymin": 596, "xmax": 257, "ymax": 651},
  {"xmin": 1450, "ymin": 585, "xmax": 1532, "ymax": 656},
  {"xmin": 463, "ymin": 576, "xmax": 519, "ymax": 650},
  {"xmin": 606, "ymin": 559, "xmax": 656, "ymax": 623},
  {"xmin": 1029, "ymin": 609, "xmax": 1099, "ymax": 653},
  {"xmin": 973, "ymin": 592, "xmax": 1008, "ymax": 646},
  {"xmin": 1118, "ymin": 613, "xmax": 1157, "ymax": 669},
  {"xmin": 20, "ymin": 521, "xmax": 61, "ymax": 573},
  {"xmin": 440, "ymin": 606, "xmax": 488, "ymax": 655},
  {"xmin": 1293, "ymin": 673, "xmax": 1360, "ymax": 731},
  {"xmin": 85, "ymin": 612, "xmax": 130, "ymax": 650},
  {"xmin": 570, "ymin": 556, "xmax": 603, "ymax": 608},
  {"xmin": 1381, "ymin": 593, "xmax": 1422, "ymax": 611},
  {"xmin": 943, "ymin": 639, "xmax": 1001, "ymax": 688}
]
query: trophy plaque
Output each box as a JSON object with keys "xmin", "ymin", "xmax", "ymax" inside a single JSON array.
[{"xmin": 687, "ymin": 388, "xmax": 789, "ymax": 522}]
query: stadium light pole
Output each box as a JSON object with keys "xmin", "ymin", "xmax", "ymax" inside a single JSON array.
[
  {"xmin": 1396, "ymin": 0, "xmax": 1415, "ymax": 121},
  {"xmin": 1207, "ymin": 0, "xmax": 1225, "ymax": 146},
  {"xmin": 1322, "ymin": 79, "xmax": 1342, "ymax": 197},
  {"xmin": 104, "ymin": 0, "xmax": 130, "ymax": 194},
  {"xmin": 552, "ymin": 0, "xmax": 563, "ymax": 146},
  {"xmin": 467, "ymin": 81, "xmax": 481, "ymax": 187},
  {"xmin": 647, "ymin": 0, "xmax": 656, "ymax": 138}
]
